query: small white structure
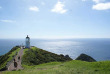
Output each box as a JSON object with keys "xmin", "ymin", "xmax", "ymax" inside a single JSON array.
[{"xmin": 25, "ymin": 35, "xmax": 30, "ymax": 48}]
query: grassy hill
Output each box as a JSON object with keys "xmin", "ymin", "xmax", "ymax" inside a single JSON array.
[
  {"xmin": 0, "ymin": 46, "xmax": 20, "ymax": 71},
  {"xmin": 22, "ymin": 47, "xmax": 72, "ymax": 66},
  {"xmin": 2, "ymin": 60, "xmax": 110, "ymax": 74},
  {"xmin": 0, "ymin": 46, "xmax": 110, "ymax": 74}
]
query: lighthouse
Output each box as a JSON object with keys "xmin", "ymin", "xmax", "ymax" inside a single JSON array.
[{"xmin": 25, "ymin": 35, "xmax": 30, "ymax": 48}]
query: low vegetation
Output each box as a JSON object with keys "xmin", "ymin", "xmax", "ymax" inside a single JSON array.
[
  {"xmin": 22, "ymin": 47, "xmax": 72, "ymax": 66},
  {"xmin": 0, "ymin": 46, "xmax": 20, "ymax": 71},
  {"xmin": 2, "ymin": 60, "xmax": 110, "ymax": 74},
  {"xmin": 0, "ymin": 46, "xmax": 110, "ymax": 74}
]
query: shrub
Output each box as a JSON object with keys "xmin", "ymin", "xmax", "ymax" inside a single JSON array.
[{"xmin": 22, "ymin": 47, "xmax": 72, "ymax": 66}]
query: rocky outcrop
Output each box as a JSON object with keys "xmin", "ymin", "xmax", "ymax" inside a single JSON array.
[{"xmin": 75, "ymin": 53, "xmax": 96, "ymax": 62}]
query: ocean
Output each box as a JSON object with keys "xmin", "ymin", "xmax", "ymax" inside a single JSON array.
[{"xmin": 0, "ymin": 38, "xmax": 110, "ymax": 61}]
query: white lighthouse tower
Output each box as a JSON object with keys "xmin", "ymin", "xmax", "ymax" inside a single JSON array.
[{"xmin": 25, "ymin": 35, "xmax": 30, "ymax": 48}]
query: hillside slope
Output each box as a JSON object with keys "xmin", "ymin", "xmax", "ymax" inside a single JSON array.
[
  {"xmin": 22, "ymin": 47, "xmax": 72, "ymax": 66},
  {"xmin": 0, "ymin": 46, "xmax": 110, "ymax": 74},
  {"xmin": 2, "ymin": 60, "xmax": 110, "ymax": 74},
  {"xmin": 0, "ymin": 46, "xmax": 20, "ymax": 71}
]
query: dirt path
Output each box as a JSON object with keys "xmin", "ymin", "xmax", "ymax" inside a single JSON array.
[{"xmin": 8, "ymin": 47, "xmax": 24, "ymax": 71}]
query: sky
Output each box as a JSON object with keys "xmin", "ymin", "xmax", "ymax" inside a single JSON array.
[{"xmin": 0, "ymin": 0, "xmax": 110, "ymax": 39}]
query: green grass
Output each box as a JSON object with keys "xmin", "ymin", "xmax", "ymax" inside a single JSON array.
[
  {"xmin": 23, "ymin": 48, "xmax": 28, "ymax": 54},
  {"xmin": 23, "ymin": 47, "xmax": 39, "ymax": 54},
  {"xmin": 7, "ymin": 48, "xmax": 20, "ymax": 61},
  {"xmin": 2, "ymin": 60, "xmax": 110, "ymax": 74}
]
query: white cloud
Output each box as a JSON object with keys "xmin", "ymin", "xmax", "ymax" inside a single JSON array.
[
  {"xmin": 93, "ymin": 0, "xmax": 105, "ymax": 3},
  {"xmin": 0, "ymin": 20, "xmax": 16, "ymax": 23},
  {"xmin": 29, "ymin": 6, "xmax": 39, "ymax": 12},
  {"xmin": 51, "ymin": 1, "xmax": 67, "ymax": 14},
  {"xmin": 93, "ymin": 0, "xmax": 100, "ymax": 3},
  {"xmin": 93, "ymin": 2, "xmax": 110, "ymax": 10}
]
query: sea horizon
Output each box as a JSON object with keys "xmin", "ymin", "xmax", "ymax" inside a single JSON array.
[{"xmin": 0, "ymin": 38, "xmax": 110, "ymax": 61}]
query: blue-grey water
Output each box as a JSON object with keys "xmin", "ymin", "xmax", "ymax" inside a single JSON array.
[{"xmin": 0, "ymin": 38, "xmax": 110, "ymax": 61}]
